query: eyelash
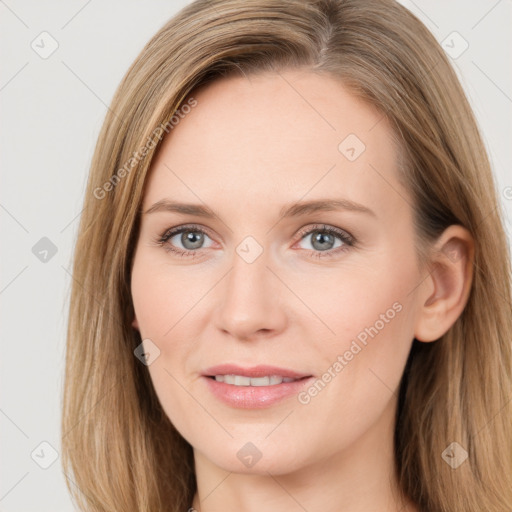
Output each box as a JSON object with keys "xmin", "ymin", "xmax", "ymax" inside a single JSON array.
[{"xmin": 153, "ymin": 223, "xmax": 355, "ymax": 260}]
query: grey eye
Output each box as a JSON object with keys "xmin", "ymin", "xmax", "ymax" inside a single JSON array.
[
  {"xmin": 299, "ymin": 230, "xmax": 343, "ymax": 252},
  {"xmin": 169, "ymin": 230, "xmax": 213, "ymax": 251}
]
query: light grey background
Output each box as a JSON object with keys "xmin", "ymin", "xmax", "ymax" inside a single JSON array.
[{"xmin": 1, "ymin": 1, "xmax": 511, "ymax": 510}]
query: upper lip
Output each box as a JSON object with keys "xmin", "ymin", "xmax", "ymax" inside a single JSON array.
[{"xmin": 203, "ymin": 364, "xmax": 311, "ymax": 379}]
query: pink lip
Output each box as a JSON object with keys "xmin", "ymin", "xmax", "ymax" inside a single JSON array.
[{"xmin": 202, "ymin": 364, "xmax": 314, "ymax": 409}]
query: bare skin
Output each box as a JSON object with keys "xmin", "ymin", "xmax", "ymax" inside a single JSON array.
[{"xmin": 130, "ymin": 69, "xmax": 474, "ymax": 512}]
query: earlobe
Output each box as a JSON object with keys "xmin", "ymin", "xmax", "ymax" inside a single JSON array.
[
  {"xmin": 414, "ymin": 225, "xmax": 474, "ymax": 343},
  {"xmin": 132, "ymin": 316, "xmax": 139, "ymax": 330}
]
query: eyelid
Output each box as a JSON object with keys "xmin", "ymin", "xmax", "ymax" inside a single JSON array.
[{"xmin": 160, "ymin": 223, "xmax": 215, "ymax": 242}]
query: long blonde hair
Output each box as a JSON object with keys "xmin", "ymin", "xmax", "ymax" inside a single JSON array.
[{"xmin": 61, "ymin": 0, "xmax": 512, "ymax": 510}]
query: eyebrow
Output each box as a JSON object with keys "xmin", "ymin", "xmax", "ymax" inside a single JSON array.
[{"xmin": 143, "ymin": 198, "xmax": 376, "ymax": 219}]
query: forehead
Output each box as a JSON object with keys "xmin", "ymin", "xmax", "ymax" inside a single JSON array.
[{"xmin": 142, "ymin": 70, "xmax": 407, "ymax": 220}]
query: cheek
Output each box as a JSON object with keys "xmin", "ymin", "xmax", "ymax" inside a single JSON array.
[
  {"xmin": 130, "ymin": 255, "xmax": 211, "ymax": 437},
  {"xmin": 293, "ymin": 250, "xmax": 417, "ymax": 358},
  {"xmin": 130, "ymin": 252, "xmax": 203, "ymax": 338},
  {"xmin": 143, "ymin": 356, "xmax": 210, "ymax": 454},
  {"xmin": 131, "ymin": 254, "xmax": 164, "ymax": 336},
  {"xmin": 130, "ymin": 256, "xmax": 201, "ymax": 441},
  {"xmin": 297, "ymin": 256, "xmax": 418, "ymax": 429}
]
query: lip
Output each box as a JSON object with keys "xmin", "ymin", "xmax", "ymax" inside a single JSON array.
[{"xmin": 202, "ymin": 364, "xmax": 314, "ymax": 409}]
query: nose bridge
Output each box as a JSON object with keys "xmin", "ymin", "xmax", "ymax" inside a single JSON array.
[
  {"xmin": 214, "ymin": 234, "xmax": 286, "ymax": 339},
  {"xmin": 230, "ymin": 238, "xmax": 269, "ymax": 299}
]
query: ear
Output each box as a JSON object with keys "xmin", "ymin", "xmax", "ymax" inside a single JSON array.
[
  {"xmin": 414, "ymin": 225, "xmax": 474, "ymax": 343},
  {"xmin": 132, "ymin": 315, "xmax": 139, "ymax": 331}
]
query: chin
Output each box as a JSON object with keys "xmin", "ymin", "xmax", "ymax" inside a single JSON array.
[{"xmin": 192, "ymin": 433, "xmax": 318, "ymax": 476}]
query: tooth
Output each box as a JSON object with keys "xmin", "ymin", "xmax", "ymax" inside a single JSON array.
[
  {"xmin": 234, "ymin": 375, "xmax": 251, "ymax": 386},
  {"xmin": 223, "ymin": 374, "xmax": 236, "ymax": 385},
  {"xmin": 250, "ymin": 376, "xmax": 270, "ymax": 386},
  {"xmin": 215, "ymin": 374, "xmax": 299, "ymax": 386}
]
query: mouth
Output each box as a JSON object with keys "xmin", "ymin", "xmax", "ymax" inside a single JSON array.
[
  {"xmin": 208, "ymin": 374, "xmax": 306, "ymax": 386},
  {"xmin": 202, "ymin": 364, "xmax": 314, "ymax": 408}
]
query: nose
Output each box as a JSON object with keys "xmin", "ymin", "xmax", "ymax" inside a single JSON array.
[{"xmin": 214, "ymin": 245, "xmax": 288, "ymax": 342}]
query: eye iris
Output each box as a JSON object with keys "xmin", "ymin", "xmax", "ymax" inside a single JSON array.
[
  {"xmin": 182, "ymin": 231, "xmax": 204, "ymax": 249},
  {"xmin": 312, "ymin": 231, "xmax": 334, "ymax": 251}
]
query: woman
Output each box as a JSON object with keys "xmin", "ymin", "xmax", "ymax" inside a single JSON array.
[{"xmin": 61, "ymin": 0, "xmax": 512, "ymax": 511}]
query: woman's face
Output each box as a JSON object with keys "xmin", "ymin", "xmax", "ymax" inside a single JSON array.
[{"xmin": 131, "ymin": 69, "xmax": 428, "ymax": 475}]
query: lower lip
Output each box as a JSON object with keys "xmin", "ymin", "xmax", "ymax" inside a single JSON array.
[{"xmin": 203, "ymin": 376, "xmax": 314, "ymax": 408}]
